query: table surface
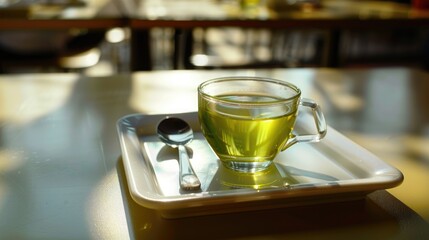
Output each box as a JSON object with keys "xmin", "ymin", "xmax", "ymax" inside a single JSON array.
[{"xmin": 0, "ymin": 67, "xmax": 428, "ymax": 239}]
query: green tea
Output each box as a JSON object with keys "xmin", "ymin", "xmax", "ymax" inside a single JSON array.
[{"xmin": 199, "ymin": 94, "xmax": 297, "ymax": 163}]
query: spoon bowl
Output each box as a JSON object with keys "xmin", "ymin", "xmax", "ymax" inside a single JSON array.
[{"xmin": 157, "ymin": 117, "xmax": 201, "ymax": 191}]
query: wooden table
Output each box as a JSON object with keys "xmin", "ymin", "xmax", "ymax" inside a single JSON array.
[
  {"xmin": 0, "ymin": 67, "xmax": 428, "ymax": 239},
  {"xmin": 128, "ymin": 0, "xmax": 429, "ymax": 70},
  {"xmin": 0, "ymin": 0, "xmax": 128, "ymax": 72},
  {"xmin": 0, "ymin": 0, "xmax": 126, "ymax": 29}
]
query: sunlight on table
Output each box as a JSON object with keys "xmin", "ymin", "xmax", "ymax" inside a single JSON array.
[
  {"xmin": 344, "ymin": 131, "xmax": 429, "ymax": 222},
  {"xmin": 0, "ymin": 74, "xmax": 78, "ymax": 124}
]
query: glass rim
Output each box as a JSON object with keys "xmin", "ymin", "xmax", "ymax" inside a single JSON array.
[{"xmin": 198, "ymin": 76, "xmax": 301, "ymax": 105}]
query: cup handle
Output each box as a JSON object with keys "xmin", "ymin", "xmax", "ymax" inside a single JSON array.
[{"xmin": 282, "ymin": 98, "xmax": 327, "ymax": 150}]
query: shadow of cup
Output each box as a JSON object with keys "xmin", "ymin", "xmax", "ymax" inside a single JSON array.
[{"xmin": 212, "ymin": 163, "xmax": 298, "ymax": 190}]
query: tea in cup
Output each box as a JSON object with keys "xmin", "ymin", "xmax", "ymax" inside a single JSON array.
[{"xmin": 198, "ymin": 76, "xmax": 327, "ymax": 173}]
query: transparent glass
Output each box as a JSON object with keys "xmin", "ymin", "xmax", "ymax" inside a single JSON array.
[{"xmin": 198, "ymin": 76, "xmax": 327, "ymax": 173}]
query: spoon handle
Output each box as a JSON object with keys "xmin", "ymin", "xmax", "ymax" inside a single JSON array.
[{"xmin": 178, "ymin": 145, "xmax": 201, "ymax": 191}]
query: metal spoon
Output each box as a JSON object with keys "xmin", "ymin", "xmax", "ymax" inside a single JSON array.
[{"xmin": 157, "ymin": 117, "xmax": 201, "ymax": 191}]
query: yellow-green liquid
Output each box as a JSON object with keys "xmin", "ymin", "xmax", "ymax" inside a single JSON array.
[{"xmin": 199, "ymin": 94, "xmax": 297, "ymax": 163}]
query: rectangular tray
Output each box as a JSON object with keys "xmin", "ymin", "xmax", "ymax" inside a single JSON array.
[{"xmin": 117, "ymin": 112, "xmax": 403, "ymax": 218}]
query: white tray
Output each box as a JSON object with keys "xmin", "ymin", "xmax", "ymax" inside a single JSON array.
[{"xmin": 117, "ymin": 112, "xmax": 403, "ymax": 218}]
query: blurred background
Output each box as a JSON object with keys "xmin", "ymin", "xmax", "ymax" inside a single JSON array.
[{"xmin": 1, "ymin": 0, "xmax": 429, "ymax": 74}]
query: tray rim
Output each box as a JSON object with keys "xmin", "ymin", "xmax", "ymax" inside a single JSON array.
[{"xmin": 117, "ymin": 112, "xmax": 404, "ymax": 215}]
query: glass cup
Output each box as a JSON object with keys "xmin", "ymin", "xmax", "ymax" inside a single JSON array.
[{"xmin": 198, "ymin": 76, "xmax": 327, "ymax": 173}]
